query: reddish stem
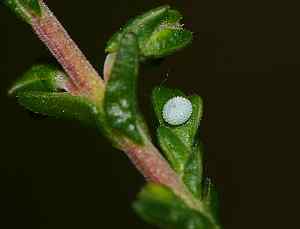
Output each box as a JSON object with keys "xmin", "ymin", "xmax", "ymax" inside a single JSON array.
[
  {"xmin": 30, "ymin": 1, "xmax": 104, "ymax": 101},
  {"xmin": 19, "ymin": 0, "xmax": 204, "ymax": 213},
  {"xmin": 123, "ymin": 141, "xmax": 202, "ymax": 211}
]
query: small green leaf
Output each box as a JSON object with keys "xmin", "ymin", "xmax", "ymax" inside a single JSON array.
[
  {"xmin": 203, "ymin": 178, "xmax": 221, "ymax": 225},
  {"xmin": 172, "ymin": 95, "xmax": 203, "ymax": 149},
  {"xmin": 9, "ymin": 64, "xmax": 100, "ymax": 126},
  {"xmin": 106, "ymin": 6, "xmax": 192, "ymax": 59},
  {"xmin": 152, "ymin": 86, "xmax": 203, "ymax": 149},
  {"xmin": 157, "ymin": 126, "xmax": 190, "ymax": 174},
  {"xmin": 143, "ymin": 25, "xmax": 193, "ymax": 58},
  {"xmin": 164, "ymin": 9, "xmax": 183, "ymax": 23},
  {"xmin": 3, "ymin": 0, "xmax": 42, "ymax": 22},
  {"xmin": 106, "ymin": 6, "xmax": 169, "ymax": 53},
  {"xmin": 133, "ymin": 183, "xmax": 215, "ymax": 229},
  {"xmin": 9, "ymin": 64, "xmax": 68, "ymax": 95},
  {"xmin": 183, "ymin": 141, "xmax": 204, "ymax": 199},
  {"xmin": 104, "ymin": 33, "xmax": 144, "ymax": 144},
  {"xmin": 16, "ymin": 92, "xmax": 99, "ymax": 126}
]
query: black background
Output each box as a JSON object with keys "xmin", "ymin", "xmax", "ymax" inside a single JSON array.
[{"xmin": 0, "ymin": 0, "xmax": 299, "ymax": 228}]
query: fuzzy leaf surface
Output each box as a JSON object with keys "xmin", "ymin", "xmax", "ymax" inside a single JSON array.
[
  {"xmin": 16, "ymin": 92, "xmax": 99, "ymax": 126},
  {"xmin": 183, "ymin": 141, "xmax": 204, "ymax": 199},
  {"xmin": 133, "ymin": 183, "xmax": 215, "ymax": 229},
  {"xmin": 106, "ymin": 6, "xmax": 192, "ymax": 59},
  {"xmin": 9, "ymin": 64, "xmax": 99, "ymax": 126},
  {"xmin": 203, "ymin": 179, "xmax": 221, "ymax": 225},
  {"xmin": 3, "ymin": 0, "xmax": 41, "ymax": 22},
  {"xmin": 157, "ymin": 126, "xmax": 190, "ymax": 174},
  {"xmin": 143, "ymin": 24, "xmax": 192, "ymax": 58},
  {"xmin": 104, "ymin": 33, "xmax": 144, "ymax": 144},
  {"xmin": 9, "ymin": 64, "xmax": 68, "ymax": 95}
]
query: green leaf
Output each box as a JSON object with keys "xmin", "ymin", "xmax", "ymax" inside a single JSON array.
[
  {"xmin": 9, "ymin": 64, "xmax": 100, "ymax": 126},
  {"xmin": 3, "ymin": 0, "xmax": 42, "ymax": 22},
  {"xmin": 106, "ymin": 6, "xmax": 192, "ymax": 59},
  {"xmin": 143, "ymin": 24, "xmax": 193, "ymax": 58},
  {"xmin": 106, "ymin": 6, "xmax": 169, "ymax": 53},
  {"xmin": 183, "ymin": 141, "xmax": 204, "ymax": 199},
  {"xmin": 164, "ymin": 9, "xmax": 183, "ymax": 23},
  {"xmin": 152, "ymin": 86, "xmax": 203, "ymax": 149},
  {"xmin": 104, "ymin": 33, "xmax": 144, "ymax": 144},
  {"xmin": 16, "ymin": 92, "xmax": 99, "ymax": 126},
  {"xmin": 202, "ymin": 178, "xmax": 221, "ymax": 225},
  {"xmin": 157, "ymin": 126, "xmax": 190, "ymax": 174},
  {"xmin": 172, "ymin": 95, "xmax": 203, "ymax": 149},
  {"xmin": 133, "ymin": 183, "xmax": 215, "ymax": 229},
  {"xmin": 9, "ymin": 64, "xmax": 68, "ymax": 95}
]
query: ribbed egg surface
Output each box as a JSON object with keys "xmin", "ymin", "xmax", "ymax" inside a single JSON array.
[{"xmin": 162, "ymin": 96, "xmax": 193, "ymax": 125}]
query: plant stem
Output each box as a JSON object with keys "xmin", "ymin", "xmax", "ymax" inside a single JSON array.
[
  {"xmin": 123, "ymin": 141, "xmax": 219, "ymax": 226},
  {"xmin": 122, "ymin": 140, "xmax": 204, "ymax": 212},
  {"xmin": 30, "ymin": 0, "xmax": 105, "ymax": 102},
  {"xmin": 17, "ymin": 0, "xmax": 213, "ymax": 221}
]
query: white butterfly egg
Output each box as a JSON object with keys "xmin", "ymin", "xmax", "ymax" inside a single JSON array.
[{"xmin": 162, "ymin": 96, "xmax": 193, "ymax": 125}]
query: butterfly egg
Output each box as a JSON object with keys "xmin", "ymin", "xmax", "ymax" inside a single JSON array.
[{"xmin": 162, "ymin": 96, "xmax": 193, "ymax": 125}]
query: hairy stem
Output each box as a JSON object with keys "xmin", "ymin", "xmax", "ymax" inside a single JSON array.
[
  {"xmin": 122, "ymin": 140, "xmax": 205, "ymax": 212},
  {"xmin": 30, "ymin": 0, "xmax": 105, "ymax": 101},
  {"xmin": 10, "ymin": 0, "xmax": 215, "ymax": 222}
]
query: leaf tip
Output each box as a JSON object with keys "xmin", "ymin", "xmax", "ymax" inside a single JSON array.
[{"xmin": 3, "ymin": 0, "xmax": 42, "ymax": 22}]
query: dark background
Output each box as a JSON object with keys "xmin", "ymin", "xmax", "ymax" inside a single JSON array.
[{"xmin": 0, "ymin": 0, "xmax": 299, "ymax": 228}]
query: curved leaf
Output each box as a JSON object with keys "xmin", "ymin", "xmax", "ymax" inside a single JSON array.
[
  {"xmin": 9, "ymin": 64, "xmax": 99, "ymax": 126},
  {"xmin": 106, "ymin": 6, "xmax": 170, "ymax": 53},
  {"xmin": 183, "ymin": 141, "xmax": 204, "ymax": 199},
  {"xmin": 104, "ymin": 33, "xmax": 145, "ymax": 144},
  {"xmin": 143, "ymin": 24, "xmax": 193, "ymax": 58},
  {"xmin": 203, "ymin": 178, "xmax": 220, "ymax": 225},
  {"xmin": 9, "ymin": 64, "xmax": 69, "ymax": 95},
  {"xmin": 106, "ymin": 6, "xmax": 192, "ymax": 59},
  {"xmin": 133, "ymin": 183, "xmax": 216, "ymax": 229},
  {"xmin": 3, "ymin": 0, "xmax": 41, "ymax": 22},
  {"xmin": 16, "ymin": 92, "xmax": 99, "ymax": 126},
  {"xmin": 157, "ymin": 126, "xmax": 190, "ymax": 174}
]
